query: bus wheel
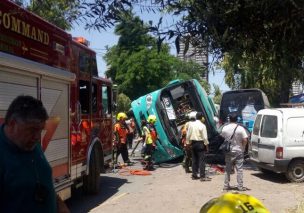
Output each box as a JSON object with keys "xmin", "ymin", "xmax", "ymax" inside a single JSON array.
[
  {"xmin": 285, "ymin": 160, "xmax": 304, "ymax": 183},
  {"xmin": 83, "ymin": 145, "xmax": 101, "ymax": 194}
]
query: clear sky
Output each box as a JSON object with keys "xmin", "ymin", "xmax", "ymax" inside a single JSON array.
[{"xmin": 70, "ymin": 12, "xmax": 230, "ymax": 94}]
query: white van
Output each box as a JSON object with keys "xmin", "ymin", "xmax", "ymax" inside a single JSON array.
[{"xmin": 249, "ymin": 108, "xmax": 304, "ymax": 182}]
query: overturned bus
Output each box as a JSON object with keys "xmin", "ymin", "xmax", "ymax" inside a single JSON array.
[{"xmin": 131, "ymin": 79, "xmax": 223, "ymax": 163}]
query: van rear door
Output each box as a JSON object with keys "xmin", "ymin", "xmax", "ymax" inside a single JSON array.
[
  {"xmin": 284, "ymin": 116, "xmax": 304, "ymax": 159},
  {"xmin": 251, "ymin": 110, "xmax": 282, "ymax": 164}
]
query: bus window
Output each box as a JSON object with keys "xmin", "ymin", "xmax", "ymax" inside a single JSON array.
[
  {"xmin": 79, "ymin": 80, "xmax": 90, "ymax": 114},
  {"xmin": 101, "ymin": 86, "xmax": 111, "ymax": 116}
]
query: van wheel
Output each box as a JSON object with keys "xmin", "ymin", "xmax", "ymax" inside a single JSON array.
[
  {"xmin": 83, "ymin": 145, "xmax": 101, "ymax": 194},
  {"xmin": 285, "ymin": 160, "xmax": 304, "ymax": 183}
]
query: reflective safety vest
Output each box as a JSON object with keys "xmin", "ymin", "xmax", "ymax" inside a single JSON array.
[
  {"xmin": 181, "ymin": 122, "xmax": 190, "ymax": 146},
  {"xmin": 143, "ymin": 126, "xmax": 153, "ymax": 145},
  {"xmin": 114, "ymin": 122, "xmax": 128, "ymax": 144},
  {"xmin": 147, "ymin": 124, "xmax": 157, "ymax": 146}
]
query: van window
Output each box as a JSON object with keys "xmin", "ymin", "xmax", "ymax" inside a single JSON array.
[
  {"xmin": 253, "ymin": 114, "xmax": 262, "ymax": 135},
  {"xmin": 260, "ymin": 115, "xmax": 277, "ymax": 138}
]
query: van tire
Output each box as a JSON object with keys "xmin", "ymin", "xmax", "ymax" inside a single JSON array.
[
  {"xmin": 285, "ymin": 160, "xmax": 304, "ymax": 183},
  {"xmin": 83, "ymin": 145, "xmax": 101, "ymax": 194}
]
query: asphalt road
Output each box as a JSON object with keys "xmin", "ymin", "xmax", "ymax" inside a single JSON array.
[{"xmin": 66, "ymin": 150, "xmax": 304, "ymax": 213}]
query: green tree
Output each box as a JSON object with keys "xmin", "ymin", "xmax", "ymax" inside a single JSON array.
[
  {"xmin": 81, "ymin": 0, "xmax": 304, "ymax": 104},
  {"xmin": 104, "ymin": 12, "xmax": 203, "ymax": 100},
  {"xmin": 212, "ymin": 84, "xmax": 222, "ymax": 105},
  {"xmin": 17, "ymin": 0, "xmax": 81, "ymax": 30},
  {"xmin": 117, "ymin": 93, "xmax": 131, "ymax": 113},
  {"xmin": 200, "ymin": 80, "xmax": 211, "ymax": 95}
]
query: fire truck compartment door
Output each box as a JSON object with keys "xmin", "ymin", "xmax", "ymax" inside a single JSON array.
[
  {"xmin": 41, "ymin": 78, "xmax": 71, "ymax": 183},
  {"xmin": 0, "ymin": 68, "xmax": 39, "ymax": 121}
]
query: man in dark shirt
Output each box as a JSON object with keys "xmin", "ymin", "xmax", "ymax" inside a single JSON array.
[{"xmin": 0, "ymin": 95, "xmax": 69, "ymax": 213}]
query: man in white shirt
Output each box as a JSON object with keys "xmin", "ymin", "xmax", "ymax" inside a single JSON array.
[
  {"xmin": 186, "ymin": 112, "xmax": 211, "ymax": 181},
  {"xmin": 221, "ymin": 112, "xmax": 248, "ymax": 191}
]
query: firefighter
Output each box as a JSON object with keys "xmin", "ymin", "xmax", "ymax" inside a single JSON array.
[
  {"xmin": 142, "ymin": 115, "xmax": 158, "ymax": 170},
  {"xmin": 113, "ymin": 112, "xmax": 132, "ymax": 166},
  {"xmin": 181, "ymin": 111, "xmax": 197, "ymax": 173}
]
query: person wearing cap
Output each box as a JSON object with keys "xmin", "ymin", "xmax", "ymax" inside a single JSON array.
[
  {"xmin": 221, "ymin": 112, "xmax": 248, "ymax": 191},
  {"xmin": 199, "ymin": 192, "xmax": 270, "ymax": 213},
  {"xmin": 186, "ymin": 112, "xmax": 211, "ymax": 181},
  {"xmin": 114, "ymin": 112, "xmax": 132, "ymax": 165}
]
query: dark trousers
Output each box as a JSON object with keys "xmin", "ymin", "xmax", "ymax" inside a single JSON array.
[
  {"xmin": 116, "ymin": 143, "xmax": 130, "ymax": 163},
  {"xmin": 183, "ymin": 147, "xmax": 192, "ymax": 172},
  {"xmin": 144, "ymin": 144, "xmax": 154, "ymax": 170},
  {"xmin": 191, "ymin": 141, "xmax": 206, "ymax": 178},
  {"xmin": 127, "ymin": 133, "xmax": 134, "ymax": 149}
]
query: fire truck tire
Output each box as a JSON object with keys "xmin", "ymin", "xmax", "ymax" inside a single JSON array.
[{"xmin": 83, "ymin": 145, "xmax": 101, "ymax": 194}]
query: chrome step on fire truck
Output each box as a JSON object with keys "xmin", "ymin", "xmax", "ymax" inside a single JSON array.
[{"xmin": 0, "ymin": 0, "xmax": 114, "ymax": 200}]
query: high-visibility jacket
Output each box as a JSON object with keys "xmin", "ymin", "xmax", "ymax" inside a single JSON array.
[
  {"xmin": 114, "ymin": 122, "xmax": 128, "ymax": 144},
  {"xmin": 181, "ymin": 122, "xmax": 190, "ymax": 146},
  {"xmin": 147, "ymin": 123, "xmax": 157, "ymax": 146},
  {"xmin": 142, "ymin": 126, "xmax": 153, "ymax": 145}
]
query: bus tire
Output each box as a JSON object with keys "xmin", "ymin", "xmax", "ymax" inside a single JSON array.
[
  {"xmin": 285, "ymin": 160, "xmax": 304, "ymax": 183},
  {"xmin": 83, "ymin": 145, "xmax": 101, "ymax": 194}
]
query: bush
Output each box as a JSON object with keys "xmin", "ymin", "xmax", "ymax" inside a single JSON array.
[{"xmin": 117, "ymin": 93, "xmax": 131, "ymax": 113}]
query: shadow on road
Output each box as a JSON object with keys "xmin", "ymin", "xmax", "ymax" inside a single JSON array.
[
  {"xmin": 66, "ymin": 175, "xmax": 128, "ymax": 213},
  {"xmin": 251, "ymin": 171, "xmax": 289, "ymax": 184}
]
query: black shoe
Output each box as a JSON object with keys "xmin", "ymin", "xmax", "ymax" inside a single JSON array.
[
  {"xmin": 125, "ymin": 161, "xmax": 134, "ymax": 166},
  {"xmin": 185, "ymin": 169, "xmax": 191, "ymax": 173},
  {"xmin": 200, "ymin": 177, "xmax": 212, "ymax": 181},
  {"xmin": 191, "ymin": 175, "xmax": 199, "ymax": 180},
  {"xmin": 222, "ymin": 186, "xmax": 230, "ymax": 191},
  {"xmin": 237, "ymin": 187, "xmax": 249, "ymax": 191}
]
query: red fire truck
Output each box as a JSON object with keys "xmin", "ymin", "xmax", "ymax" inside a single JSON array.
[{"xmin": 0, "ymin": 0, "xmax": 113, "ymax": 200}]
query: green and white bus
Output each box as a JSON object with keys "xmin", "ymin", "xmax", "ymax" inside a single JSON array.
[{"xmin": 131, "ymin": 79, "xmax": 223, "ymax": 163}]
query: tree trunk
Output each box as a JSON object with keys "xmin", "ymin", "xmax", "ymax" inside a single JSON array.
[{"xmin": 278, "ymin": 68, "xmax": 292, "ymax": 106}]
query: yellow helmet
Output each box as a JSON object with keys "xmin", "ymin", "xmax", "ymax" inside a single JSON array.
[
  {"xmin": 147, "ymin": 115, "xmax": 157, "ymax": 123},
  {"xmin": 200, "ymin": 193, "xmax": 270, "ymax": 213},
  {"xmin": 117, "ymin": 112, "xmax": 127, "ymax": 121}
]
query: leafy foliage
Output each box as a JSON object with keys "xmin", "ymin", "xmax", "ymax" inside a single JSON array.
[
  {"xmin": 80, "ymin": 0, "xmax": 304, "ymax": 104},
  {"xmin": 18, "ymin": 0, "xmax": 82, "ymax": 30},
  {"xmin": 212, "ymin": 84, "xmax": 222, "ymax": 105},
  {"xmin": 117, "ymin": 93, "xmax": 131, "ymax": 113},
  {"xmin": 104, "ymin": 12, "xmax": 204, "ymax": 100},
  {"xmin": 200, "ymin": 80, "xmax": 211, "ymax": 95}
]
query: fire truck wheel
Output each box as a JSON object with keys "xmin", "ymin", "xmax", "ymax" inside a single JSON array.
[{"xmin": 83, "ymin": 145, "xmax": 101, "ymax": 194}]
